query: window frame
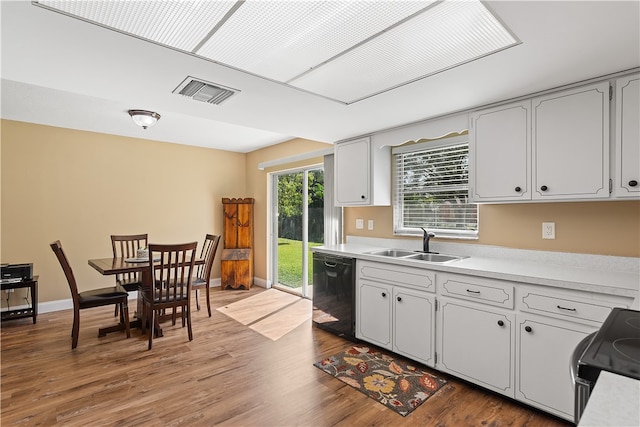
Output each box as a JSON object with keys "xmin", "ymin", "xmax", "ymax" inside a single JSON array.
[{"xmin": 392, "ymin": 134, "xmax": 479, "ymax": 239}]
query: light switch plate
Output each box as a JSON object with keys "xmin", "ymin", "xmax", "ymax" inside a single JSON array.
[
  {"xmin": 367, "ymin": 219, "xmax": 374, "ymax": 230},
  {"xmin": 355, "ymin": 218, "xmax": 364, "ymax": 229}
]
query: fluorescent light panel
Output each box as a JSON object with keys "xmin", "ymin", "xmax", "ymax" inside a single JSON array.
[
  {"xmin": 34, "ymin": 0, "xmax": 518, "ymax": 104},
  {"xmin": 196, "ymin": 1, "xmax": 434, "ymax": 82},
  {"xmin": 36, "ymin": 0, "xmax": 236, "ymax": 51},
  {"xmin": 289, "ymin": 1, "xmax": 519, "ymax": 103}
]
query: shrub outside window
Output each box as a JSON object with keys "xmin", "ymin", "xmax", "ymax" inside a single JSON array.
[{"xmin": 393, "ymin": 135, "xmax": 478, "ymax": 238}]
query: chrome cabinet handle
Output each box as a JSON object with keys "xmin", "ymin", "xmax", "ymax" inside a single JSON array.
[{"xmin": 557, "ymin": 305, "xmax": 577, "ymax": 312}]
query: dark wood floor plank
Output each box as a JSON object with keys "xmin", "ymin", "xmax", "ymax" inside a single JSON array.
[{"xmin": 1, "ymin": 287, "xmax": 571, "ymax": 426}]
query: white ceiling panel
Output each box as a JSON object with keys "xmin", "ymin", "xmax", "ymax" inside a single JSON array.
[{"xmin": 1, "ymin": 1, "xmax": 638, "ymax": 153}]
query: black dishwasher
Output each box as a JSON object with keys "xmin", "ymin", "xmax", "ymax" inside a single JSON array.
[{"xmin": 312, "ymin": 252, "xmax": 356, "ymax": 341}]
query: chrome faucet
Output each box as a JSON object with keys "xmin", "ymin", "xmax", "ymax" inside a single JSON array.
[{"xmin": 420, "ymin": 228, "xmax": 436, "ymax": 253}]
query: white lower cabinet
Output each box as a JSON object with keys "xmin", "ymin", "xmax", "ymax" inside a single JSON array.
[
  {"xmin": 438, "ymin": 299, "xmax": 515, "ymax": 397},
  {"xmin": 393, "ymin": 287, "xmax": 435, "ymax": 366},
  {"xmin": 357, "ymin": 280, "xmax": 392, "ymax": 348},
  {"xmin": 516, "ymin": 313, "xmax": 596, "ymax": 420},
  {"xmin": 353, "ymin": 259, "xmax": 635, "ymax": 423},
  {"xmin": 356, "ymin": 260, "xmax": 436, "ymax": 367}
]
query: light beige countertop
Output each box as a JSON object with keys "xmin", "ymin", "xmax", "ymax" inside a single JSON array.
[
  {"xmin": 578, "ymin": 371, "xmax": 640, "ymax": 427},
  {"xmin": 313, "ymin": 240, "xmax": 639, "ymax": 303}
]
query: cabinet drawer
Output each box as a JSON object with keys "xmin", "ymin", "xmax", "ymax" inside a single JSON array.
[
  {"xmin": 358, "ymin": 260, "xmax": 435, "ymax": 292},
  {"xmin": 438, "ymin": 273, "xmax": 514, "ymax": 309},
  {"xmin": 520, "ymin": 291, "xmax": 623, "ymax": 324}
]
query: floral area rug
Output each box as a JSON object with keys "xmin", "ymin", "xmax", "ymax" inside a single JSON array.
[{"xmin": 314, "ymin": 345, "xmax": 448, "ymax": 417}]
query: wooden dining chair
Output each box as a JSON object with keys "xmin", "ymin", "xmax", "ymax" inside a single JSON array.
[
  {"xmin": 111, "ymin": 233, "xmax": 148, "ymax": 316},
  {"xmin": 140, "ymin": 242, "xmax": 197, "ymax": 350},
  {"xmin": 50, "ymin": 240, "xmax": 130, "ymax": 349},
  {"xmin": 192, "ymin": 234, "xmax": 221, "ymax": 317}
]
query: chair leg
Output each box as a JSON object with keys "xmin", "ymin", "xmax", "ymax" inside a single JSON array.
[
  {"xmin": 114, "ymin": 303, "xmax": 119, "ymax": 317},
  {"xmin": 71, "ymin": 308, "xmax": 80, "ymax": 349},
  {"xmin": 186, "ymin": 303, "xmax": 193, "ymax": 341},
  {"xmin": 122, "ymin": 300, "xmax": 131, "ymax": 339},
  {"xmin": 148, "ymin": 308, "xmax": 155, "ymax": 350},
  {"xmin": 195, "ymin": 289, "xmax": 201, "ymax": 311},
  {"xmin": 140, "ymin": 299, "xmax": 147, "ymax": 335},
  {"xmin": 205, "ymin": 286, "xmax": 212, "ymax": 317}
]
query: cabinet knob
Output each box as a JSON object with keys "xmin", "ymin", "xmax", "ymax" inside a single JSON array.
[
  {"xmin": 361, "ymin": 195, "xmax": 366, "ymax": 199},
  {"xmin": 515, "ymin": 186, "xmax": 521, "ymax": 192},
  {"xmin": 397, "ymin": 296, "xmax": 402, "ymax": 302},
  {"xmin": 381, "ymin": 292, "xmax": 386, "ymax": 297},
  {"xmin": 629, "ymin": 180, "xmax": 638, "ymax": 187},
  {"xmin": 540, "ymin": 185, "xmax": 548, "ymax": 192},
  {"xmin": 525, "ymin": 326, "xmax": 532, "ymax": 333},
  {"xmin": 497, "ymin": 320, "xmax": 504, "ymax": 327}
]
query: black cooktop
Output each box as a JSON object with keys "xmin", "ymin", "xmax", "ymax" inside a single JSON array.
[{"xmin": 578, "ymin": 308, "xmax": 640, "ymax": 382}]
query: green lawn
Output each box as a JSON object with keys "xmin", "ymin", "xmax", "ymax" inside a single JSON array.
[{"xmin": 278, "ymin": 238, "xmax": 322, "ymax": 288}]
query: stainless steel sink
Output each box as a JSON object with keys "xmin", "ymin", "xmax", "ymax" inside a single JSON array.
[
  {"xmin": 366, "ymin": 249, "xmax": 418, "ymax": 257},
  {"xmin": 406, "ymin": 253, "xmax": 466, "ymax": 263}
]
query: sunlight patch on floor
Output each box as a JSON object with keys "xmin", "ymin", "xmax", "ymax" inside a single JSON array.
[{"xmin": 216, "ymin": 289, "xmax": 311, "ymax": 341}]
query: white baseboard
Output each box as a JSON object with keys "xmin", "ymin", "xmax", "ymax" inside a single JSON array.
[{"xmin": 9, "ymin": 277, "xmax": 270, "ymax": 315}]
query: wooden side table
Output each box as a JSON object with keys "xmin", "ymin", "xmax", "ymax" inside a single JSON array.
[{"xmin": 1, "ymin": 276, "xmax": 38, "ymax": 324}]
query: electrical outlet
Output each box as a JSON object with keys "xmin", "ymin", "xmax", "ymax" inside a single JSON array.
[
  {"xmin": 367, "ymin": 220, "xmax": 374, "ymax": 230},
  {"xmin": 542, "ymin": 222, "xmax": 555, "ymax": 239},
  {"xmin": 355, "ymin": 218, "xmax": 364, "ymax": 229}
]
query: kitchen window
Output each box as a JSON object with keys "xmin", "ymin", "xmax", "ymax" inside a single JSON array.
[{"xmin": 393, "ymin": 134, "xmax": 478, "ymax": 238}]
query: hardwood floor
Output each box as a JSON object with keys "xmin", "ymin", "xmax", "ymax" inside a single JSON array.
[{"xmin": 1, "ymin": 287, "xmax": 572, "ymax": 426}]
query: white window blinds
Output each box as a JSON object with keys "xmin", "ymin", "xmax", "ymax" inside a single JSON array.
[{"xmin": 393, "ymin": 136, "xmax": 478, "ymax": 238}]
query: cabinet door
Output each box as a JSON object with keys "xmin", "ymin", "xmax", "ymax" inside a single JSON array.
[
  {"xmin": 356, "ymin": 280, "xmax": 392, "ymax": 349},
  {"xmin": 438, "ymin": 299, "xmax": 514, "ymax": 397},
  {"xmin": 516, "ymin": 314, "xmax": 597, "ymax": 421},
  {"xmin": 614, "ymin": 74, "xmax": 640, "ymax": 198},
  {"xmin": 335, "ymin": 138, "xmax": 370, "ymax": 205},
  {"xmin": 532, "ymin": 81, "xmax": 610, "ymax": 200},
  {"xmin": 393, "ymin": 288, "xmax": 435, "ymax": 367},
  {"xmin": 469, "ymin": 101, "xmax": 531, "ymax": 202}
]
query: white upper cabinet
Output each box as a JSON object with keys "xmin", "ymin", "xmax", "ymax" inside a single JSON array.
[
  {"xmin": 334, "ymin": 137, "xmax": 391, "ymax": 206},
  {"xmin": 614, "ymin": 74, "xmax": 640, "ymax": 198},
  {"xmin": 469, "ymin": 100, "xmax": 531, "ymax": 203},
  {"xmin": 532, "ymin": 81, "xmax": 610, "ymax": 200},
  {"xmin": 470, "ymin": 80, "xmax": 614, "ymax": 203}
]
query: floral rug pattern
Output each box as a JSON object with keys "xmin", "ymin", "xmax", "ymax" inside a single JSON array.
[{"xmin": 314, "ymin": 345, "xmax": 448, "ymax": 417}]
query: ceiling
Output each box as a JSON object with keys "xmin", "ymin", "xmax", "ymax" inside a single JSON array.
[{"xmin": 2, "ymin": 1, "xmax": 639, "ymax": 153}]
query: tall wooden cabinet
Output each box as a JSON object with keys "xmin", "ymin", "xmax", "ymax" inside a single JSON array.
[{"xmin": 221, "ymin": 198, "xmax": 254, "ymax": 290}]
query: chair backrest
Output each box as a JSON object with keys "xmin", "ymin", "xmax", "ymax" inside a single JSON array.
[
  {"xmin": 111, "ymin": 233, "xmax": 148, "ymax": 282},
  {"xmin": 148, "ymin": 242, "xmax": 198, "ymax": 303},
  {"xmin": 196, "ymin": 234, "xmax": 221, "ymax": 282},
  {"xmin": 50, "ymin": 240, "xmax": 79, "ymax": 308}
]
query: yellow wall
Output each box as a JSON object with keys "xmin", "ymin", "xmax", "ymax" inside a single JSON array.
[
  {"xmin": 1, "ymin": 120, "xmax": 246, "ymax": 305},
  {"xmin": 2, "ymin": 118, "xmax": 638, "ymax": 309},
  {"xmin": 344, "ymin": 201, "xmax": 640, "ymax": 257}
]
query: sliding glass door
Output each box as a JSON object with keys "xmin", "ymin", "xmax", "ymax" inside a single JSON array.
[{"xmin": 271, "ymin": 167, "xmax": 324, "ymax": 298}]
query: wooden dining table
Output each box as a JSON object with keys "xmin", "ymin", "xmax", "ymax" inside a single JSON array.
[{"xmin": 88, "ymin": 256, "xmax": 203, "ymax": 338}]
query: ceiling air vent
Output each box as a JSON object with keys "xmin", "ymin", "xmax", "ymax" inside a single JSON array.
[{"xmin": 173, "ymin": 76, "xmax": 239, "ymax": 105}]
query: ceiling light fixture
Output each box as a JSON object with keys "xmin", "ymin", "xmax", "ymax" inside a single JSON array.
[{"xmin": 128, "ymin": 109, "xmax": 161, "ymax": 129}]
